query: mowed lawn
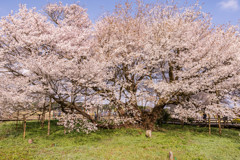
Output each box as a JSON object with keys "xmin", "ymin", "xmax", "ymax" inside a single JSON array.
[{"xmin": 0, "ymin": 121, "xmax": 240, "ymax": 160}]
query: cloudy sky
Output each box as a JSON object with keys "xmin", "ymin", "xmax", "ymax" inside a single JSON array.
[{"xmin": 0, "ymin": 0, "xmax": 239, "ymax": 25}]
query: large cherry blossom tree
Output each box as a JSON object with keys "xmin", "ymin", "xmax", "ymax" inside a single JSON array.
[
  {"xmin": 93, "ymin": 1, "xmax": 240, "ymax": 129},
  {"xmin": 0, "ymin": 1, "xmax": 239, "ymax": 131}
]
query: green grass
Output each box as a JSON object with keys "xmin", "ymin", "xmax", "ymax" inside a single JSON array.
[{"xmin": 0, "ymin": 121, "xmax": 240, "ymax": 160}]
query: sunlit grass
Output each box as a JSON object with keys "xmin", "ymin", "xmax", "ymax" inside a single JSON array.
[{"xmin": 0, "ymin": 121, "xmax": 239, "ymax": 160}]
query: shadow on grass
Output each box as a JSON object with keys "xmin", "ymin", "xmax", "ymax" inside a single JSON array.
[
  {"xmin": 160, "ymin": 124, "xmax": 240, "ymax": 139},
  {"xmin": 1, "ymin": 121, "xmax": 239, "ymax": 143},
  {"xmin": 0, "ymin": 120, "xmax": 129, "ymax": 144}
]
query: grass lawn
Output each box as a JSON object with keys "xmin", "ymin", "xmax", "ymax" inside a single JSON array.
[{"xmin": 0, "ymin": 121, "xmax": 240, "ymax": 160}]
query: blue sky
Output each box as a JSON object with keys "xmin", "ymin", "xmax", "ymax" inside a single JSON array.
[{"xmin": 0, "ymin": 0, "xmax": 239, "ymax": 25}]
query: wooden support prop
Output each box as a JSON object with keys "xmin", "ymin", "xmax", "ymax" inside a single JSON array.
[
  {"xmin": 41, "ymin": 105, "xmax": 46, "ymax": 129},
  {"xmin": 23, "ymin": 115, "xmax": 26, "ymax": 139},
  {"xmin": 64, "ymin": 127, "xmax": 67, "ymax": 135},
  {"xmin": 218, "ymin": 115, "xmax": 222, "ymax": 136},
  {"xmin": 48, "ymin": 98, "xmax": 52, "ymax": 136},
  {"xmin": 208, "ymin": 114, "xmax": 211, "ymax": 136},
  {"xmin": 16, "ymin": 110, "xmax": 19, "ymax": 130}
]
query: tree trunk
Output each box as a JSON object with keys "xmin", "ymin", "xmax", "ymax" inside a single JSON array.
[
  {"xmin": 48, "ymin": 98, "xmax": 52, "ymax": 136},
  {"xmin": 108, "ymin": 108, "xmax": 111, "ymax": 120},
  {"xmin": 218, "ymin": 115, "xmax": 222, "ymax": 136},
  {"xmin": 141, "ymin": 112, "xmax": 152, "ymax": 129},
  {"xmin": 223, "ymin": 117, "xmax": 226, "ymax": 128},
  {"xmin": 23, "ymin": 115, "xmax": 26, "ymax": 139},
  {"xmin": 141, "ymin": 103, "xmax": 165, "ymax": 130},
  {"xmin": 41, "ymin": 105, "xmax": 46, "ymax": 129},
  {"xmin": 208, "ymin": 114, "xmax": 211, "ymax": 135},
  {"xmin": 97, "ymin": 105, "xmax": 99, "ymax": 121}
]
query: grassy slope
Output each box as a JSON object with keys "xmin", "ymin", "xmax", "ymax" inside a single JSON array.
[{"xmin": 0, "ymin": 121, "xmax": 240, "ymax": 160}]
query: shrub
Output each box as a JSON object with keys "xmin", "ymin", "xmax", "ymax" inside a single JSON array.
[{"xmin": 232, "ymin": 119, "xmax": 240, "ymax": 124}]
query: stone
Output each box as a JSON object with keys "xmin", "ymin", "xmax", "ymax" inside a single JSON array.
[
  {"xmin": 169, "ymin": 151, "xmax": 174, "ymax": 160},
  {"xmin": 28, "ymin": 139, "xmax": 33, "ymax": 144},
  {"xmin": 145, "ymin": 130, "xmax": 152, "ymax": 138}
]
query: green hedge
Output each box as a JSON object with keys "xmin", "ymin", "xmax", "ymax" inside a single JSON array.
[{"xmin": 232, "ymin": 119, "xmax": 240, "ymax": 124}]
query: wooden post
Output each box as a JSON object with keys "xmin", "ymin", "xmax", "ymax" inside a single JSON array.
[
  {"xmin": 216, "ymin": 91, "xmax": 221, "ymax": 135},
  {"xmin": 16, "ymin": 110, "xmax": 19, "ymax": 130},
  {"xmin": 64, "ymin": 127, "xmax": 67, "ymax": 135},
  {"xmin": 48, "ymin": 98, "xmax": 52, "ymax": 136},
  {"xmin": 41, "ymin": 105, "xmax": 46, "ymax": 129},
  {"xmin": 218, "ymin": 115, "xmax": 222, "ymax": 136},
  {"xmin": 208, "ymin": 114, "xmax": 211, "ymax": 135},
  {"xmin": 23, "ymin": 115, "xmax": 26, "ymax": 139}
]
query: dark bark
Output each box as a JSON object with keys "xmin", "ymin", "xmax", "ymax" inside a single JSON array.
[
  {"xmin": 140, "ymin": 94, "xmax": 181, "ymax": 130},
  {"xmin": 169, "ymin": 62, "xmax": 174, "ymax": 82},
  {"xmin": 181, "ymin": 120, "xmax": 184, "ymax": 128},
  {"xmin": 73, "ymin": 105, "xmax": 95, "ymax": 123},
  {"xmin": 96, "ymin": 105, "xmax": 99, "ymax": 121},
  {"xmin": 51, "ymin": 96, "xmax": 96, "ymax": 123},
  {"xmin": 141, "ymin": 103, "xmax": 165, "ymax": 130}
]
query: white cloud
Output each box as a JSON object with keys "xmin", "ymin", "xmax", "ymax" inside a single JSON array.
[{"xmin": 219, "ymin": 0, "xmax": 239, "ymax": 11}]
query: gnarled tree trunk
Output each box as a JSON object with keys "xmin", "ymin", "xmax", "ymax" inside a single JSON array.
[{"xmin": 141, "ymin": 103, "xmax": 165, "ymax": 130}]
